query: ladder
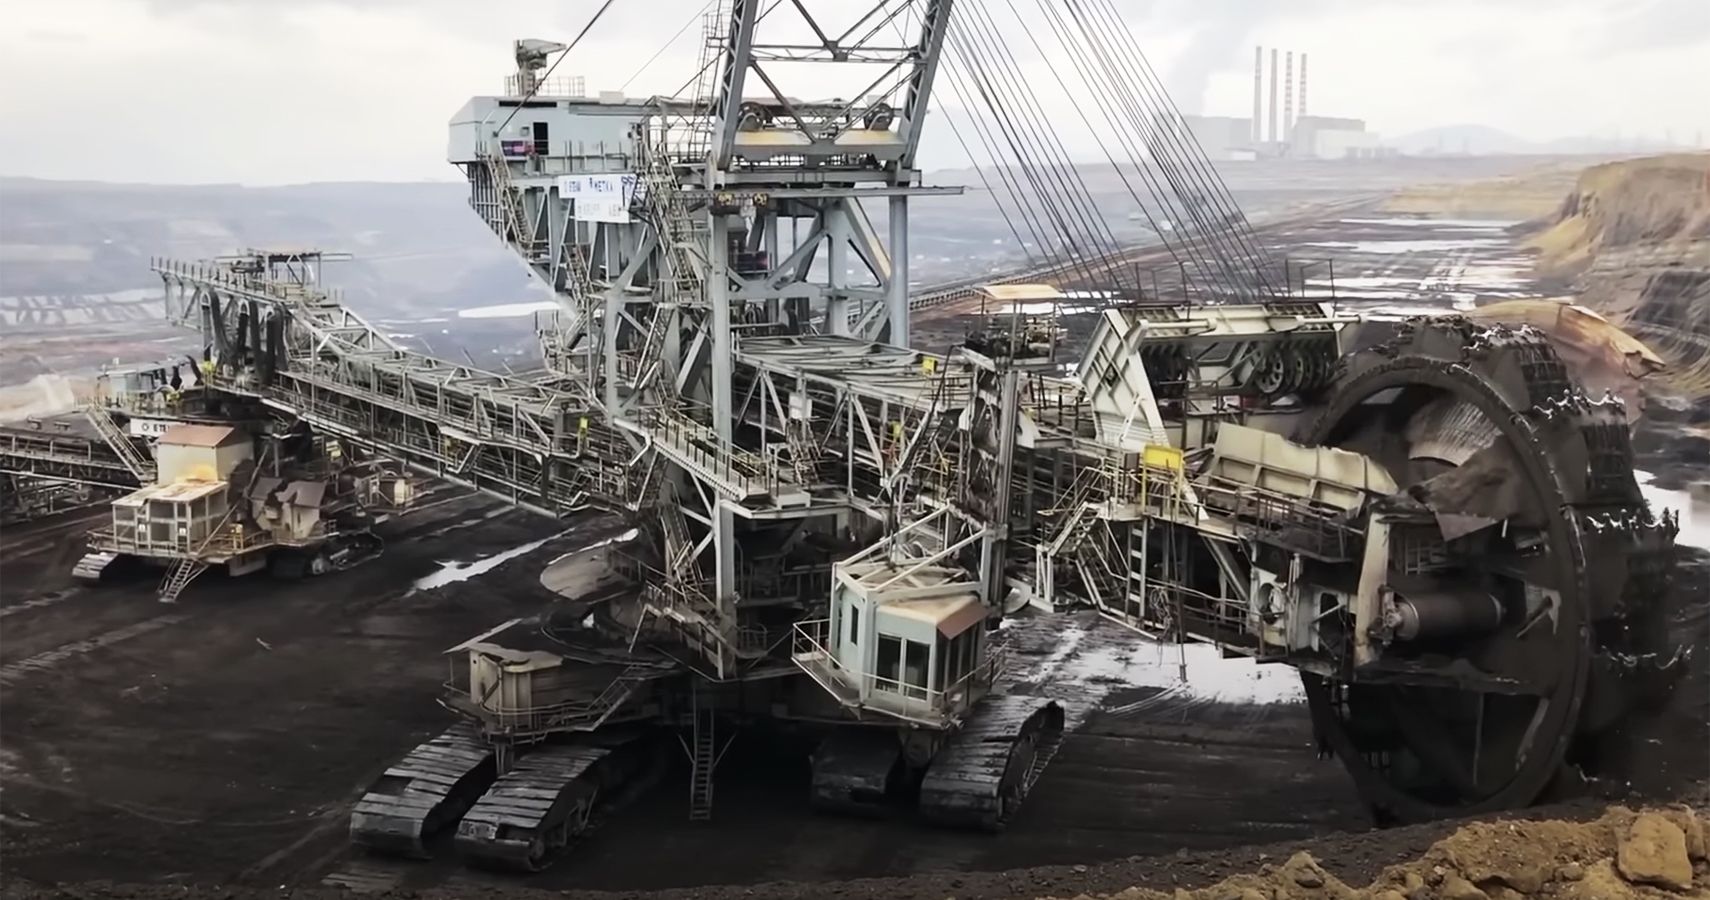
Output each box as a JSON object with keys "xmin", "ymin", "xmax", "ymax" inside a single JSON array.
[
  {"xmin": 687, "ymin": 695, "xmax": 716, "ymax": 821},
  {"xmin": 484, "ymin": 149, "xmax": 596, "ymax": 303},
  {"xmin": 681, "ymin": 6, "xmax": 728, "ymax": 160},
  {"xmin": 659, "ymin": 491, "xmax": 698, "ymax": 586},
  {"xmin": 157, "ymin": 558, "xmax": 209, "ymax": 604},
  {"xmin": 782, "ymin": 420, "xmax": 820, "ymax": 485},
  {"xmin": 83, "ymin": 405, "xmax": 155, "ymax": 483},
  {"xmin": 641, "ymin": 148, "xmax": 707, "ymax": 308}
]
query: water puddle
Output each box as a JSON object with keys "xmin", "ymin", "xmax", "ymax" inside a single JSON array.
[
  {"xmin": 545, "ymin": 528, "xmax": 640, "ymax": 567},
  {"xmin": 410, "ymin": 530, "xmax": 570, "ymax": 593},
  {"xmin": 1008, "ymin": 617, "xmax": 1303, "ymax": 714},
  {"xmin": 1338, "ymin": 217, "xmax": 1521, "ymax": 230},
  {"xmin": 1309, "ymin": 238, "xmax": 1509, "ymax": 254}
]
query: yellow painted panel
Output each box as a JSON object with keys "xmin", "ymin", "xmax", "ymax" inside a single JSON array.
[{"xmin": 1142, "ymin": 444, "xmax": 1184, "ymax": 472}]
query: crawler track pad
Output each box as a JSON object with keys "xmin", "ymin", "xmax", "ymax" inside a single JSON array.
[
  {"xmin": 919, "ymin": 696, "xmax": 1065, "ymax": 831},
  {"xmin": 809, "ymin": 727, "xmax": 899, "ymax": 817},
  {"xmin": 350, "ymin": 724, "xmax": 495, "ymax": 858},
  {"xmin": 455, "ymin": 744, "xmax": 613, "ymax": 872}
]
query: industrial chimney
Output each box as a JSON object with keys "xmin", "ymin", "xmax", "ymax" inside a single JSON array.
[
  {"xmin": 1299, "ymin": 53, "xmax": 1309, "ymax": 120},
  {"xmin": 1268, "ymin": 49, "xmax": 1278, "ymax": 144},
  {"xmin": 1284, "ymin": 51, "xmax": 1295, "ymax": 147},
  {"xmin": 1253, "ymin": 46, "xmax": 1264, "ymax": 144}
]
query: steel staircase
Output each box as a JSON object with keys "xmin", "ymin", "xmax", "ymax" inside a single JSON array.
[
  {"xmin": 484, "ymin": 151, "xmax": 546, "ymax": 265},
  {"xmin": 157, "ymin": 557, "xmax": 209, "ymax": 604},
  {"xmin": 483, "ymin": 149, "xmax": 596, "ymax": 379},
  {"xmin": 687, "ymin": 691, "xmax": 716, "ymax": 821},
  {"xmin": 659, "ymin": 491, "xmax": 699, "ymax": 585},
  {"xmin": 628, "ymin": 306, "xmax": 675, "ymax": 394},
  {"xmin": 641, "ymin": 148, "xmax": 707, "ymax": 308},
  {"xmin": 82, "ymin": 405, "xmax": 155, "ymax": 483},
  {"xmin": 546, "ymin": 663, "xmax": 653, "ymax": 733},
  {"xmin": 782, "ymin": 420, "xmax": 820, "ymax": 485}
]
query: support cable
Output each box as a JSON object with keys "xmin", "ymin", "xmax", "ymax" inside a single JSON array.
[
  {"xmin": 888, "ymin": 1, "xmax": 1038, "ymax": 264},
  {"xmin": 998, "ymin": 0, "xmax": 1190, "ymax": 289},
  {"xmin": 947, "ymin": 20, "xmax": 1111, "ymax": 289},
  {"xmin": 1084, "ymin": 0, "xmax": 1275, "ymax": 279},
  {"xmin": 958, "ymin": 0, "xmax": 1132, "ymax": 292},
  {"xmin": 1069, "ymin": 0, "xmax": 1280, "ymax": 299},
  {"xmin": 1053, "ymin": 0, "xmax": 1263, "ymax": 301},
  {"xmin": 1029, "ymin": 0, "xmax": 1243, "ymax": 294},
  {"xmin": 945, "ymin": 35, "xmax": 1093, "ymax": 280}
]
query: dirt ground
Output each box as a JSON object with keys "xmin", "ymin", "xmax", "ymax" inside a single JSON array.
[
  {"xmin": 1, "ymin": 460, "xmax": 1703, "ymax": 898},
  {"xmin": 6, "ymin": 803, "xmax": 1708, "ymax": 899}
]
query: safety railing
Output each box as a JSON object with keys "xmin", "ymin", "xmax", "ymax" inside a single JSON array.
[
  {"xmin": 1197, "ymin": 476, "xmax": 1361, "ymax": 561},
  {"xmin": 790, "ymin": 618, "xmax": 1004, "ymax": 728},
  {"xmin": 86, "ymin": 520, "xmax": 271, "ymax": 557},
  {"xmin": 202, "ymin": 525, "xmax": 275, "ymax": 554},
  {"xmin": 1106, "ymin": 460, "xmax": 1200, "ymax": 520},
  {"xmin": 634, "ymin": 407, "xmax": 788, "ymax": 499},
  {"xmin": 504, "ymin": 74, "xmax": 585, "ymax": 98},
  {"xmin": 441, "ymin": 663, "xmax": 650, "ymax": 738},
  {"xmin": 0, "ymin": 431, "xmax": 130, "ymax": 470}
]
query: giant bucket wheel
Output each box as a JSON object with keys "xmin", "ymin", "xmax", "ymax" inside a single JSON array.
[{"xmin": 1296, "ymin": 318, "xmax": 1673, "ymax": 822}]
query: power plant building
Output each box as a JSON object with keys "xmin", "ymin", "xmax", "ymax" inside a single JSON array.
[{"xmin": 1290, "ymin": 115, "xmax": 1381, "ymax": 160}]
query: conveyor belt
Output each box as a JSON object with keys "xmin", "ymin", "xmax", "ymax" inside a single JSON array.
[
  {"xmin": 454, "ymin": 742, "xmax": 615, "ymax": 872},
  {"xmin": 918, "ymin": 695, "xmax": 1064, "ymax": 831},
  {"xmin": 349, "ymin": 724, "xmax": 495, "ymax": 858},
  {"xmin": 0, "ymin": 426, "xmax": 141, "ymax": 490}
]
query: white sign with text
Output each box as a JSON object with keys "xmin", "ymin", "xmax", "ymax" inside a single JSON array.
[{"xmin": 556, "ymin": 173, "xmax": 639, "ymax": 223}]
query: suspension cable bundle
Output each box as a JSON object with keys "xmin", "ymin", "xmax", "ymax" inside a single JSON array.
[{"xmin": 925, "ymin": 0, "xmax": 1282, "ymax": 306}]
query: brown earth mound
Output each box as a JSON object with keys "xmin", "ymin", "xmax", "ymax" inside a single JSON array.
[
  {"xmin": 1382, "ymin": 164, "xmax": 1582, "ymax": 220},
  {"xmin": 1051, "ymin": 806, "xmax": 1710, "ymax": 899},
  {"xmin": 1520, "ymin": 154, "xmax": 1710, "ymax": 400},
  {"xmin": 1525, "ymin": 154, "xmax": 1710, "ymax": 277}
]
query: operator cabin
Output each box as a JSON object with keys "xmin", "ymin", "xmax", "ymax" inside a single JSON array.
[
  {"xmin": 798, "ymin": 558, "xmax": 993, "ymax": 726},
  {"xmin": 105, "ymin": 424, "xmax": 251, "ymax": 558}
]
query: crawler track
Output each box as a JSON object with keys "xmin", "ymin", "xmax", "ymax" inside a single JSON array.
[
  {"xmin": 808, "ymin": 728, "xmax": 897, "ymax": 817},
  {"xmin": 349, "ymin": 724, "xmax": 495, "ymax": 858},
  {"xmin": 918, "ymin": 696, "xmax": 1065, "ymax": 831},
  {"xmin": 454, "ymin": 742, "xmax": 617, "ymax": 872}
]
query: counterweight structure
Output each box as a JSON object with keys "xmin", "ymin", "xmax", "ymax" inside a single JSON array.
[{"xmin": 53, "ymin": 0, "xmax": 1680, "ymax": 874}]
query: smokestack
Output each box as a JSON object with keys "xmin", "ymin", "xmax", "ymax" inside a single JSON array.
[
  {"xmin": 1284, "ymin": 51, "xmax": 1295, "ymax": 146},
  {"xmin": 1253, "ymin": 46, "xmax": 1264, "ymax": 144},
  {"xmin": 1268, "ymin": 49, "xmax": 1278, "ymax": 144},
  {"xmin": 1299, "ymin": 52, "xmax": 1309, "ymax": 120}
]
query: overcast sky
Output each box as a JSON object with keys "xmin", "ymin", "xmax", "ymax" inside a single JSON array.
[{"xmin": 1, "ymin": 0, "xmax": 1705, "ymax": 185}]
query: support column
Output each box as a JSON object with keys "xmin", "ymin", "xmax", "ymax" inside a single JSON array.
[
  {"xmin": 710, "ymin": 214, "xmax": 733, "ymax": 442},
  {"xmin": 713, "ymin": 499, "xmax": 739, "ymax": 679},
  {"xmin": 603, "ymin": 289, "xmax": 622, "ymax": 412},
  {"xmin": 764, "ymin": 213, "xmax": 781, "ymax": 326},
  {"xmin": 887, "ymin": 195, "xmax": 910, "ymax": 348},
  {"xmin": 826, "ymin": 205, "xmax": 849, "ymax": 336}
]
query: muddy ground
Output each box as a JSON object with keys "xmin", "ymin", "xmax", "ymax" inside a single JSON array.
[
  {"xmin": 2, "ymin": 202, "xmax": 1707, "ymax": 897},
  {"xmin": 0, "ymin": 494, "xmax": 1374, "ymax": 891}
]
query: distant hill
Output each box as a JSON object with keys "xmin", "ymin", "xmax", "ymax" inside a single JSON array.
[
  {"xmin": 1390, "ymin": 124, "xmax": 1692, "ymax": 158},
  {"xmin": 1391, "ymin": 124, "xmax": 1535, "ymax": 157}
]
